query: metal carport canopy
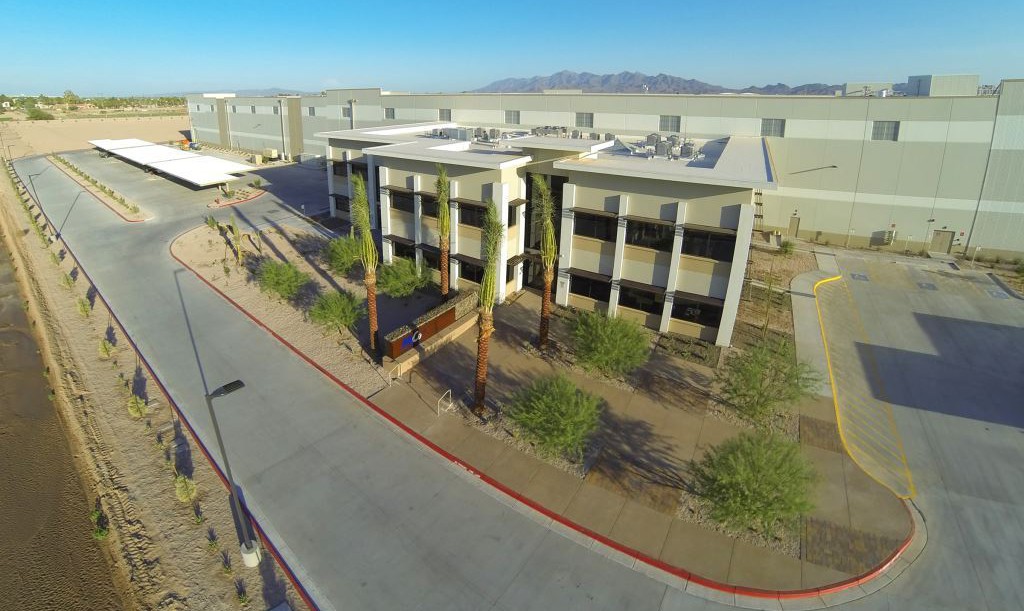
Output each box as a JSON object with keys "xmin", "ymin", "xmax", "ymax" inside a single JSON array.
[{"xmin": 88, "ymin": 139, "xmax": 254, "ymax": 187}]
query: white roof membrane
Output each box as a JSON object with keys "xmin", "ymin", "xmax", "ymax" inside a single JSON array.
[{"xmin": 88, "ymin": 139, "xmax": 254, "ymax": 187}]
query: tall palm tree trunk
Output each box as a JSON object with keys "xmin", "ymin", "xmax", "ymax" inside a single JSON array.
[
  {"xmin": 439, "ymin": 235, "xmax": 450, "ymax": 301},
  {"xmin": 365, "ymin": 269, "xmax": 379, "ymax": 353},
  {"xmin": 473, "ymin": 309, "xmax": 494, "ymax": 415},
  {"xmin": 538, "ymin": 267, "xmax": 554, "ymax": 349}
]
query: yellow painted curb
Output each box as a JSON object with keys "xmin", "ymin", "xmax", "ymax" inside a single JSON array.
[{"xmin": 813, "ymin": 275, "xmax": 916, "ymax": 499}]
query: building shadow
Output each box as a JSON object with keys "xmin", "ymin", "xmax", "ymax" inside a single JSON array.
[{"xmin": 855, "ymin": 312, "xmax": 1024, "ymax": 428}]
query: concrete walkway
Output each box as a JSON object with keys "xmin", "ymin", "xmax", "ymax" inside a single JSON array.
[{"xmin": 374, "ymin": 291, "xmax": 912, "ymax": 591}]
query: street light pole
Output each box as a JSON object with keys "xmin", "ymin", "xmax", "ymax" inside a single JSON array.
[{"xmin": 204, "ymin": 379, "xmax": 261, "ymax": 567}]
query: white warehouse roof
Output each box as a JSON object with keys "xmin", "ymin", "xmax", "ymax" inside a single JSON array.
[{"xmin": 89, "ymin": 139, "xmax": 254, "ymax": 187}]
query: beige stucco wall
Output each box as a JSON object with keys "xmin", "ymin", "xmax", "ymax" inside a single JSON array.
[
  {"xmin": 677, "ymin": 256, "xmax": 732, "ymax": 299},
  {"xmin": 570, "ymin": 236, "xmax": 615, "ymax": 276},
  {"xmin": 620, "ymin": 245, "xmax": 673, "ymax": 288}
]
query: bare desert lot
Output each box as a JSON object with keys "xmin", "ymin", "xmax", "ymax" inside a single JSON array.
[{"xmin": 4, "ymin": 116, "xmax": 190, "ymax": 158}]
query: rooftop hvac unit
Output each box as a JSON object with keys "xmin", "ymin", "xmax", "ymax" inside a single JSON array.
[
  {"xmin": 590, "ymin": 132, "xmax": 600, "ymax": 140},
  {"xmin": 489, "ymin": 128, "xmax": 501, "ymax": 140},
  {"xmin": 474, "ymin": 127, "xmax": 486, "ymax": 138},
  {"xmin": 655, "ymin": 141, "xmax": 669, "ymax": 156},
  {"xmin": 571, "ymin": 129, "xmax": 581, "ymax": 139},
  {"xmin": 646, "ymin": 133, "xmax": 660, "ymax": 146},
  {"xmin": 605, "ymin": 133, "xmax": 616, "ymax": 141}
]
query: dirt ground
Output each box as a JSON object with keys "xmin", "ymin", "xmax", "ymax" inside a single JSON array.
[
  {"xmin": 2, "ymin": 116, "xmax": 190, "ymax": 158},
  {"xmin": 733, "ymin": 246, "xmax": 817, "ymax": 347},
  {"xmin": 1, "ymin": 165, "xmax": 302, "ymax": 610}
]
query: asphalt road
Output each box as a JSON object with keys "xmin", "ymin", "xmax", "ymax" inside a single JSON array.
[{"xmin": 14, "ymin": 150, "xmax": 1023, "ymax": 611}]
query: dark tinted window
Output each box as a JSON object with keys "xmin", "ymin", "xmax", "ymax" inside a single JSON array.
[
  {"xmin": 574, "ymin": 212, "xmax": 616, "ymax": 241},
  {"xmin": 508, "ymin": 205, "xmax": 518, "ymax": 226},
  {"xmin": 671, "ymin": 298, "xmax": 723, "ymax": 328},
  {"xmin": 421, "ymin": 195, "xmax": 439, "ymax": 218},
  {"xmin": 618, "ymin": 286, "xmax": 664, "ymax": 314},
  {"xmin": 422, "ymin": 249, "xmax": 440, "ymax": 270},
  {"xmin": 461, "ymin": 261, "xmax": 484, "ymax": 283},
  {"xmin": 681, "ymin": 230, "xmax": 735, "ymax": 261},
  {"xmin": 625, "ymin": 220, "xmax": 673, "ymax": 251},
  {"xmin": 569, "ymin": 275, "xmax": 611, "ymax": 302},
  {"xmin": 391, "ymin": 192, "xmax": 414, "ymax": 214},
  {"xmin": 332, "ymin": 194, "xmax": 350, "ymax": 213},
  {"xmin": 459, "ymin": 205, "xmax": 486, "ymax": 228},
  {"xmin": 332, "ymin": 161, "xmax": 347, "ymax": 177},
  {"xmin": 393, "ymin": 244, "xmax": 415, "ymax": 259}
]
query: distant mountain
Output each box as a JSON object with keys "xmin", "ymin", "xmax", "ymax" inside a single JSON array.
[{"xmin": 474, "ymin": 71, "xmax": 842, "ymax": 95}]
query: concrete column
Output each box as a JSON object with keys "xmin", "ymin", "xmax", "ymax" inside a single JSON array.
[
  {"xmin": 608, "ymin": 195, "xmax": 629, "ymax": 317},
  {"xmin": 448, "ymin": 180, "xmax": 460, "ymax": 289},
  {"xmin": 412, "ymin": 175, "xmax": 423, "ymax": 268},
  {"xmin": 326, "ymin": 144, "xmax": 336, "ymax": 217},
  {"xmin": 516, "ymin": 176, "xmax": 527, "ymax": 292},
  {"xmin": 495, "ymin": 181, "xmax": 510, "ymax": 303},
  {"xmin": 716, "ymin": 203, "xmax": 755, "ymax": 347},
  {"xmin": 555, "ymin": 183, "xmax": 576, "ymax": 306},
  {"xmin": 377, "ymin": 164, "xmax": 392, "ymax": 263},
  {"xmin": 660, "ymin": 201, "xmax": 688, "ymax": 333}
]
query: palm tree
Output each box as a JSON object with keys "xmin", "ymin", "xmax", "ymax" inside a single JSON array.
[
  {"xmin": 473, "ymin": 200, "xmax": 504, "ymax": 416},
  {"xmin": 533, "ymin": 175, "xmax": 558, "ymax": 349},
  {"xmin": 435, "ymin": 164, "xmax": 451, "ymax": 301},
  {"xmin": 350, "ymin": 174, "xmax": 380, "ymax": 357}
]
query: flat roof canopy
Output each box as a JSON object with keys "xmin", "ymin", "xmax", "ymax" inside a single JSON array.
[{"xmin": 89, "ymin": 139, "xmax": 254, "ymax": 187}]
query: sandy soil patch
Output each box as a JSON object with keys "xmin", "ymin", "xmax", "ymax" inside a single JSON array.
[
  {"xmin": 172, "ymin": 224, "xmax": 389, "ymax": 398},
  {"xmin": 3, "ymin": 116, "xmax": 189, "ymax": 157},
  {"xmin": 2, "ymin": 165, "xmax": 303, "ymax": 610}
]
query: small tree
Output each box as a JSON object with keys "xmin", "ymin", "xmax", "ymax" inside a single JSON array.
[
  {"xmin": 174, "ymin": 474, "xmax": 198, "ymax": 504},
  {"xmin": 716, "ymin": 340, "xmax": 818, "ymax": 427},
  {"xmin": 309, "ymin": 290, "xmax": 366, "ymax": 334},
  {"xmin": 325, "ymin": 235, "xmax": 361, "ymax": 276},
  {"xmin": 127, "ymin": 394, "xmax": 147, "ymax": 419},
  {"xmin": 472, "ymin": 200, "xmax": 504, "ymax": 415},
  {"xmin": 692, "ymin": 432, "xmax": 816, "ymax": 536},
  {"xmin": 256, "ymin": 260, "xmax": 310, "ymax": 302},
  {"xmin": 507, "ymin": 374, "xmax": 601, "ymax": 462},
  {"xmin": 351, "ymin": 174, "xmax": 380, "ymax": 354},
  {"xmin": 533, "ymin": 175, "xmax": 558, "ymax": 349},
  {"xmin": 435, "ymin": 164, "xmax": 451, "ymax": 301},
  {"xmin": 378, "ymin": 257, "xmax": 430, "ymax": 298},
  {"xmin": 572, "ymin": 311, "xmax": 649, "ymax": 377}
]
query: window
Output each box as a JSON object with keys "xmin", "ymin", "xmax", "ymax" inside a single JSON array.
[
  {"xmin": 195, "ymin": 104, "xmax": 200, "ymax": 112},
  {"xmin": 761, "ymin": 118, "xmax": 786, "ymax": 138},
  {"xmin": 681, "ymin": 229, "xmax": 735, "ymax": 261},
  {"xmin": 231, "ymin": 105, "xmax": 237, "ymax": 113},
  {"xmin": 307, "ymin": 107, "xmax": 316, "ymax": 117},
  {"xmin": 422, "ymin": 249, "xmax": 440, "ymax": 270},
  {"xmin": 250, "ymin": 105, "xmax": 256, "ymax": 114},
  {"xmin": 569, "ymin": 275, "xmax": 611, "ymax": 302},
  {"xmin": 438, "ymin": 108, "xmax": 452, "ymax": 121},
  {"xmin": 625, "ymin": 219, "xmax": 674, "ymax": 251},
  {"xmin": 618, "ymin": 286, "xmax": 664, "ymax": 315},
  {"xmin": 460, "ymin": 261, "xmax": 485, "ymax": 284},
  {"xmin": 273, "ymin": 106, "xmax": 279, "ymax": 115},
  {"xmin": 385, "ymin": 107, "xmax": 396, "ymax": 120},
  {"xmin": 575, "ymin": 112, "xmax": 594, "ymax": 128},
  {"xmin": 342, "ymin": 106, "xmax": 351, "ymax": 118},
  {"xmin": 458, "ymin": 204, "xmax": 486, "ymax": 228},
  {"xmin": 508, "ymin": 205, "xmax": 518, "ymax": 227},
  {"xmin": 660, "ymin": 115, "xmax": 681, "ymax": 132},
  {"xmin": 393, "ymin": 243, "xmax": 416, "ymax": 259},
  {"xmin": 332, "ymin": 194, "xmax": 350, "ymax": 213},
  {"xmin": 872, "ymin": 120, "xmax": 900, "ymax": 141},
  {"xmin": 671, "ymin": 297, "xmax": 723, "ymax": 328},
  {"xmin": 505, "ymin": 110, "xmax": 521, "ymax": 125},
  {"xmin": 210, "ymin": 104, "xmax": 215, "ymax": 112},
  {"xmin": 391, "ymin": 191, "xmax": 414, "ymax": 214},
  {"xmin": 573, "ymin": 212, "xmax": 617, "ymax": 241},
  {"xmin": 421, "ymin": 194, "xmax": 439, "ymax": 218},
  {"xmin": 332, "ymin": 161, "xmax": 348, "ymax": 177}
]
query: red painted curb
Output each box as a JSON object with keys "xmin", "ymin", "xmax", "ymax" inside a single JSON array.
[
  {"xmin": 14, "ymin": 176, "xmax": 319, "ymax": 611},
  {"xmin": 208, "ymin": 189, "xmax": 267, "ymax": 209},
  {"xmin": 170, "ymin": 229, "xmax": 917, "ymax": 602},
  {"xmin": 46, "ymin": 157, "xmax": 149, "ymax": 223}
]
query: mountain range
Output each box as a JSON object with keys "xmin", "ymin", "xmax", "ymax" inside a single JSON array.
[{"xmin": 474, "ymin": 71, "xmax": 844, "ymax": 95}]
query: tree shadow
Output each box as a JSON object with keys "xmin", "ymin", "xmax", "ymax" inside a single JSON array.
[
  {"xmin": 131, "ymin": 363, "xmax": 147, "ymax": 401},
  {"xmin": 172, "ymin": 418, "xmax": 194, "ymax": 478},
  {"xmin": 69, "ymin": 266, "xmax": 79, "ymax": 281},
  {"xmin": 86, "ymin": 284, "xmax": 98, "ymax": 309},
  {"xmin": 105, "ymin": 321, "xmax": 117, "ymax": 346}
]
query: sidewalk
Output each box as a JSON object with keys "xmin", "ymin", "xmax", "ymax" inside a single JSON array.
[{"xmin": 373, "ymin": 290, "xmax": 912, "ymax": 592}]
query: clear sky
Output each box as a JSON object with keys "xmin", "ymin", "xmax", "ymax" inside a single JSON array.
[{"xmin": 2, "ymin": 0, "xmax": 1020, "ymax": 96}]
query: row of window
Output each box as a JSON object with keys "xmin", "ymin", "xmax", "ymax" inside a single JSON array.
[
  {"xmin": 568, "ymin": 277, "xmax": 723, "ymax": 327},
  {"xmin": 571, "ymin": 213, "xmax": 735, "ymax": 261},
  {"xmin": 760, "ymin": 117, "xmax": 900, "ymax": 141},
  {"xmin": 389, "ymin": 193, "xmax": 518, "ymax": 227}
]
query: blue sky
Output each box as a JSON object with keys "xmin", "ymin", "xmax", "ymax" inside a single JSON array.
[{"xmin": 2, "ymin": 0, "xmax": 1020, "ymax": 95}]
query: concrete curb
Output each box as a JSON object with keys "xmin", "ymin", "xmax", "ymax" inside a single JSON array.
[
  {"xmin": 207, "ymin": 189, "xmax": 268, "ymax": 208},
  {"xmin": 986, "ymin": 272, "xmax": 1024, "ymax": 300},
  {"xmin": 45, "ymin": 155, "xmax": 151, "ymax": 223},
  {"xmin": 170, "ymin": 230, "xmax": 918, "ymax": 609}
]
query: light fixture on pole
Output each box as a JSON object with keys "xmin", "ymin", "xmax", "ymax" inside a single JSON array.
[{"xmin": 204, "ymin": 379, "xmax": 261, "ymax": 568}]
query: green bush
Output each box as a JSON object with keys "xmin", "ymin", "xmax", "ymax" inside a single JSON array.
[
  {"xmin": 256, "ymin": 259, "xmax": 310, "ymax": 301},
  {"xmin": 692, "ymin": 432, "xmax": 816, "ymax": 535},
  {"xmin": 174, "ymin": 474, "xmax": 197, "ymax": 503},
  {"xmin": 89, "ymin": 509, "xmax": 109, "ymax": 541},
  {"xmin": 506, "ymin": 374, "xmax": 602, "ymax": 462},
  {"xmin": 27, "ymin": 107, "xmax": 55, "ymax": 121},
  {"xmin": 1016, "ymin": 263, "xmax": 1024, "ymax": 277},
  {"xmin": 378, "ymin": 257, "xmax": 430, "ymax": 298},
  {"xmin": 325, "ymin": 236, "xmax": 361, "ymax": 276},
  {"xmin": 309, "ymin": 290, "xmax": 365, "ymax": 334},
  {"xmin": 716, "ymin": 340, "xmax": 818, "ymax": 427},
  {"xmin": 779, "ymin": 240, "xmax": 795, "ymax": 255},
  {"xmin": 572, "ymin": 310, "xmax": 650, "ymax": 377},
  {"xmin": 127, "ymin": 394, "xmax": 147, "ymax": 419}
]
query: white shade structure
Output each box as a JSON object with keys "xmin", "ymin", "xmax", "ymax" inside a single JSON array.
[{"xmin": 89, "ymin": 139, "xmax": 254, "ymax": 187}]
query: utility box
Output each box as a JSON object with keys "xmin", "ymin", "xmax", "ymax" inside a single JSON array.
[{"xmin": 263, "ymin": 148, "xmax": 279, "ymax": 161}]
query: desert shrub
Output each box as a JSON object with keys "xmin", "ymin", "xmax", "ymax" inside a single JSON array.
[
  {"xmin": 77, "ymin": 297, "xmax": 91, "ymax": 317},
  {"xmin": 572, "ymin": 310, "xmax": 650, "ymax": 377},
  {"xmin": 205, "ymin": 215, "xmax": 218, "ymax": 231},
  {"xmin": 1016, "ymin": 263, "xmax": 1024, "ymax": 277},
  {"xmin": 174, "ymin": 474, "xmax": 197, "ymax": 503},
  {"xmin": 716, "ymin": 340, "xmax": 818, "ymax": 428},
  {"xmin": 779, "ymin": 240, "xmax": 795, "ymax": 255},
  {"xmin": 309, "ymin": 290, "xmax": 365, "ymax": 334},
  {"xmin": 256, "ymin": 259, "xmax": 310, "ymax": 301},
  {"xmin": 60, "ymin": 272, "xmax": 74, "ymax": 289},
  {"xmin": 98, "ymin": 339, "xmax": 114, "ymax": 359},
  {"xmin": 377, "ymin": 257, "xmax": 430, "ymax": 298},
  {"xmin": 692, "ymin": 432, "xmax": 815, "ymax": 535},
  {"xmin": 506, "ymin": 374, "xmax": 602, "ymax": 462},
  {"xmin": 127, "ymin": 394, "xmax": 146, "ymax": 419},
  {"xmin": 27, "ymin": 107, "xmax": 54, "ymax": 121},
  {"xmin": 252, "ymin": 177, "xmax": 262, "ymax": 189},
  {"xmin": 325, "ymin": 236, "xmax": 361, "ymax": 276},
  {"xmin": 89, "ymin": 509, "xmax": 109, "ymax": 540}
]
